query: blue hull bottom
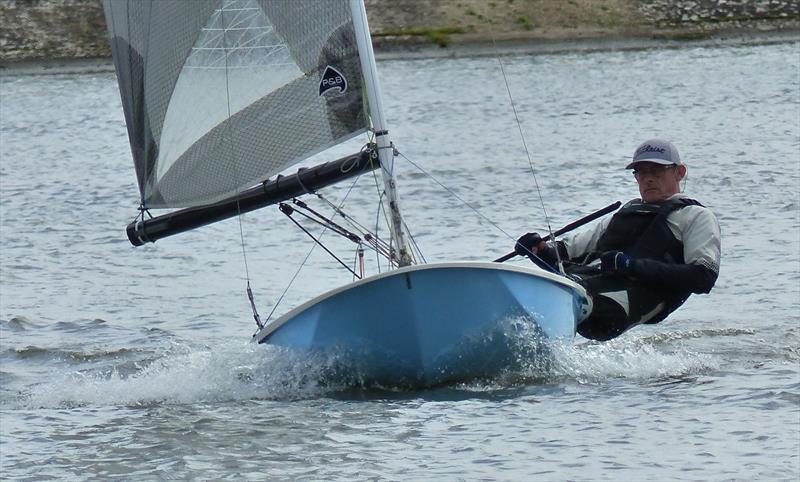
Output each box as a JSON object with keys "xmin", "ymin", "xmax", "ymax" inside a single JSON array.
[{"xmin": 255, "ymin": 262, "xmax": 590, "ymax": 388}]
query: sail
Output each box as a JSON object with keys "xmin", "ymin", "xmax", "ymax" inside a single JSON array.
[{"xmin": 104, "ymin": 0, "xmax": 368, "ymax": 208}]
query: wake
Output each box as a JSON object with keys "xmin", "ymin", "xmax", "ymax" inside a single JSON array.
[{"xmin": 12, "ymin": 325, "xmax": 722, "ymax": 408}]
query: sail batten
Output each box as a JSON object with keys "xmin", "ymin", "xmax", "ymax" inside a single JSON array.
[{"xmin": 105, "ymin": 0, "xmax": 369, "ymax": 209}]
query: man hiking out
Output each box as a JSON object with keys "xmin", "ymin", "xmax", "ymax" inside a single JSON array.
[{"xmin": 515, "ymin": 139, "xmax": 721, "ymax": 341}]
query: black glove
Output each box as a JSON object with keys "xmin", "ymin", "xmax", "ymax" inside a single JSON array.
[
  {"xmin": 600, "ymin": 251, "xmax": 636, "ymax": 274},
  {"xmin": 515, "ymin": 232, "xmax": 543, "ymax": 256}
]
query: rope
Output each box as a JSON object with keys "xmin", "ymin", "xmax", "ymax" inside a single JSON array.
[{"xmin": 136, "ymin": 204, "xmax": 154, "ymax": 221}]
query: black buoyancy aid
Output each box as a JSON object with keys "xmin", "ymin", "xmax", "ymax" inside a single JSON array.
[
  {"xmin": 574, "ymin": 197, "xmax": 704, "ymax": 331},
  {"xmin": 594, "ymin": 197, "xmax": 702, "ymax": 264}
]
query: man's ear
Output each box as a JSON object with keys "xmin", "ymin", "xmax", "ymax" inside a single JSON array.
[{"xmin": 676, "ymin": 164, "xmax": 687, "ymax": 181}]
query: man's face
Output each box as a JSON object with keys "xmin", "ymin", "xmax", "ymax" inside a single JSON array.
[{"xmin": 632, "ymin": 162, "xmax": 686, "ymax": 203}]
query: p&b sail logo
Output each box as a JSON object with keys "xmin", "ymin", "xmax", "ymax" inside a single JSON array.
[{"xmin": 319, "ymin": 65, "xmax": 347, "ymax": 96}]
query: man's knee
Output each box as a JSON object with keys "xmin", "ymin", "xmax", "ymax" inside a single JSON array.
[{"xmin": 577, "ymin": 294, "xmax": 633, "ymax": 341}]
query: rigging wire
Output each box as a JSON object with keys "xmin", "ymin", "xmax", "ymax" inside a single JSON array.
[
  {"xmin": 284, "ymin": 197, "xmax": 399, "ymax": 268},
  {"xmin": 263, "ymin": 140, "xmax": 408, "ymax": 324},
  {"xmin": 288, "ymin": 199, "xmax": 361, "ymax": 244},
  {"xmin": 220, "ymin": 3, "xmax": 263, "ymax": 329},
  {"xmin": 290, "ymin": 143, "xmax": 401, "ymax": 267},
  {"xmin": 312, "ymin": 189, "xmax": 399, "ymax": 266},
  {"xmin": 368, "ymin": 148, "xmax": 391, "ymax": 269},
  {"xmin": 374, "ymin": 190, "xmax": 387, "ymax": 272},
  {"xmin": 489, "ymin": 34, "xmax": 562, "ymax": 270},
  {"xmin": 395, "ymin": 150, "xmax": 514, "ymax": 240},
  {"xmin": 364, "ymin": 135, "xmax": 405, "ymax": 271},
  {"xmin": 280, "ymin": 203, "xmax": 361, "ymax": 279},
  {"xmin": 314, "ymin": 199, "xmax": 398, "ymax": 265},
  {"xmin": 401, "ymin": 216, "xmax": 426, "ymax": 264},
  {"xmin": 263, "ymin": 173, "xmax": 364, "ymax": 324}
]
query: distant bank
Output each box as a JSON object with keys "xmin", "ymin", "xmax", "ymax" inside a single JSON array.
[{"xmin": 1, "ymin": 0, "xmax": 798, "ymax": 70}]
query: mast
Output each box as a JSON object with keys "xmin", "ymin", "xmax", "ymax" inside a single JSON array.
[{"xmin": 349, "ymin": 0, "xmax": 413, "ymax": 266}]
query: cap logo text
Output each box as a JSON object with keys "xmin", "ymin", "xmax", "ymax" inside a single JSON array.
[{"xmin": 636, "ymin": 144, "xmax": 666, "ymax": 156}]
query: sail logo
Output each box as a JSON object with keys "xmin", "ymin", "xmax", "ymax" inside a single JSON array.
[{"xmin": 319, "ymin": 65, "xmax": 347, "ymax": 96}]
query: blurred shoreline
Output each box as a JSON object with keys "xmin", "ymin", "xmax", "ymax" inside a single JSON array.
[
  {"xmin": 1, "ymin": 0, "xmax": 798, "ymax": 75},
  {"xmin": 2, "ymin": 28, "xmax": 797, "ymax": 77}
]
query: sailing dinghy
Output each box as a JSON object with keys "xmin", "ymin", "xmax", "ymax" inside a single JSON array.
[{"xmin": 104, "ymin": 0, "xmax": 591, "ymax": 387}]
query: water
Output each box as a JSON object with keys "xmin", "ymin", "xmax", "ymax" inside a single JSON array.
[{"xmin": 2, "ymin": 40, "xmax": 799, "ymax": 480}]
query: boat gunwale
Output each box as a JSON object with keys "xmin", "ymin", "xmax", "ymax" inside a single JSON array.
[{"xmin": 253, "ymin": 261, "xmax": 589, "ymax": 343}]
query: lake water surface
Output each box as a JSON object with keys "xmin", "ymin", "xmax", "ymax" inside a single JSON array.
[{"xmin": 1, "ymin": 39, "xmax": 799, "ymax": 480}]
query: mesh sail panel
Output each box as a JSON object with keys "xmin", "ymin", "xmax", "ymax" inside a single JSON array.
[
  {"xmin": 105, "ymin": 0, "xmax": 368, "ymax": 208},
  {"xmin": 104, "ymin": 0, "xmax": 219, "ymax": 202}
]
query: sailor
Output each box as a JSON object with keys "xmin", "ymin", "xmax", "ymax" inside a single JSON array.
[{"xmin": 515, "ymin": 139, "xmax": 721, "ymax": 341}]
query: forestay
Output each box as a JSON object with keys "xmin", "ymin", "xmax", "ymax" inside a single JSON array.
[{"xmin": 104, "ymin": 0, "xmax": 368, "ymax": 208}]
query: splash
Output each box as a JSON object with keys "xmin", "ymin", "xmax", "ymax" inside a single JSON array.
[
  {"xmin": 554, "ymin": 326, "xmax": 721, "ymax": 383},
  {"xmin": 548, "ymin": 335, "xmax": 720, "ymax": 384},
  {"xmin": 461, "ymin": 319, "xmax": 721, "ymax": 388},
  {"xmin": 12, "ymin": 321, "xmax": 723, "ymax": 408},
  {"xmin": 16, "ymin": 340, "xmax": 358, "ymax": 409}
]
